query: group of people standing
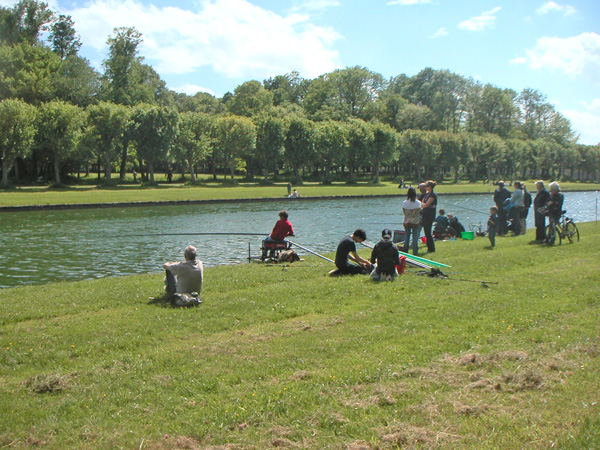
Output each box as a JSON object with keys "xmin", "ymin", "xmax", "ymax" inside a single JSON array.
[
  {"xmin": 401, "ymin": 180, "xmax": 438, "ymax": 256},
  {"xmin": 488, "ymin": 180, "xmax": 564, "ymax": 246}
]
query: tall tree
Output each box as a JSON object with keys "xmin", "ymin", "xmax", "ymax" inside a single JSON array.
[
  {"xmin": 102, "ymin": 27, "xmax": 142, "ymax": 105},
  {"xmin": 226, "ymin": 80, "xmax": 273, "ymax": 117},
  {"xmin": 314, "ymin": 120, "xmax": 347, "ymax": 184},
  {"xmin": 0, "ymin": 0, "xmax": 54, "ymax": 45},
  {"xmin": 369, "ymin": 122, "xmax": 397, "ymax": 184},
  {"xmin": 35, "ymin": 100, "xmax": 84, "ymax": 185},
  {"xmin": 0, "ymin": 43, "xmax": 61, "ymax": 104},
  {"xmin": 53, "ymin": 55, "xmax": 101, "ymax": 107},
  {"xmin": 0, "ymin": 98, "xmax": 36, "ymax": 186},
  {"xmin": 48, "ymin": 14, "xmax": 81, "ymax": 59},
  {"xmin": 215, "ymin": 115, "xmax": 256, "ymax": 181},
  {"xmin": 345, "ymin": 118, "xmax": 373, "ymax": 184},
  {"xmin": 254, "ymin": 114, "xmax": 286, "ymax": 182},
  {"xmin": 130, "ymin": 104, "xmax": 178, "ymax": 183},
  {"xmin": 284, "ymin": 116, "xmax": 314, "ymax": 184},
  {"xmin": 173, "ymin": 111, "xmax": 213, "ymax": 183},
  {"xmin": 86, "ymin": 101, "xmax": 130, "ymax": 181}
]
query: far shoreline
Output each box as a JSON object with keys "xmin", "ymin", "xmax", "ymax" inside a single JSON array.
[{"xmin": 1, "ymin": 189, "xmax": 598, "ymax": 213}]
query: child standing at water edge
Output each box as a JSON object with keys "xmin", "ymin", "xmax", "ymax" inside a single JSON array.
[{"xmin": 488, "ymin": 206, "xmax": 498, "ymax": 247}]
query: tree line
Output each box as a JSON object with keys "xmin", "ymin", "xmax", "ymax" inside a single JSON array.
[{"xmin": 1, "ymin": 0, "xmax": 599, "ymax": 188}]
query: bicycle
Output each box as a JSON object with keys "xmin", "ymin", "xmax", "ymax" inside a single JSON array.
[{"xmin": 545, "ymin": 211, "xmax": 580, "ymax": 245}]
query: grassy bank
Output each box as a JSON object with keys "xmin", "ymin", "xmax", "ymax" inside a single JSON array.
[
  {"xmin": 1, "ymin": 179, "xmax": 599, "ymax": 208},
  {"xmin": 1, "ymin": 224, "xmax": 599, "ymax": 449}
]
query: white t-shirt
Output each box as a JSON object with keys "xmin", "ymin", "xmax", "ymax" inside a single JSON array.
[
  {"xmin": 402, "ymin": 199, "xmax": 422, "ymax": 225},
  {"xmin": 166, "ymin": 260, "xmax": 203, "ymax": 294}
]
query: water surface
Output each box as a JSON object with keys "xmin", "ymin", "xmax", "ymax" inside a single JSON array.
[{"xmin": 1, "ymin": 191, "xmax": 598, "ymax": 288}]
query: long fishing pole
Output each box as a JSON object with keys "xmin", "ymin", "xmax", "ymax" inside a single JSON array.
[
  {"xmin": 120, "ymin": 232, "xmax": 268, "ymax": 237},
  {"xmin": 360, "ymin": 241, "xmax": 433, "ymax": 270},
  {"xmin": 286, "ymin": 240, "xmax": 334, "ymax": 263},
  {"xmin": 450, "ymin": 205, "xmax": 488, "ymax": 215}
]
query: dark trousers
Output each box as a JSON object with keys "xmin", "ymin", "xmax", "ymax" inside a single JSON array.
[
  {"xmin": 421, "ymin": 214, "xmax": 435, "ymax": 252},
  {"xmin": 488, "ymin": 227, "xmax": 496, "ymax": 246},
  {"xmin": 497, "ymin": 207, "xmax": 508, "ymax": 234},
  {"xmin": 534, "ymin": 212, "xmax": 546, "ymax": 241},
  {"xmin": 336, "ymin": 264, "xmax": 368, "ymax": 275},
  {"xmin": 510, "ymin": 207, "xmax": 522, "ymax": 235},
  {"xmin": 165, "ymin": 270, "xmax": 177, "ymax": 295}
]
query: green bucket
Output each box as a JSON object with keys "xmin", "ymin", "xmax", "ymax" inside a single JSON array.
[{"xmin": 461, "ymin": 231, "xmax": 475, "ymax": 240}]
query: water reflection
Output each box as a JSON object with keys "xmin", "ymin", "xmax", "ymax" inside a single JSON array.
[{"xmin": 1, "ymin": 191, "xmax": 598, "ymax": 288}]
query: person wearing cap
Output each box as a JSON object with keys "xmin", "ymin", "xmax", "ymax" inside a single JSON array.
[
  {"xmin": 493, "ymin": 181, "xmax": 511, "ymax": 235},
  {"xmin": 163, "ymin": 245, "xmax": 204, "ymax": 302},
  {"xmin": 370, "ymin": 229, "xmax": 401, "ymax": 281},
  {"xmin": 333, "ymin": 229, "xmax": 372, "ymax": 275}
]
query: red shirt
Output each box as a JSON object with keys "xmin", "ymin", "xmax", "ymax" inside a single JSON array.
[{"xmin": 270, "ymin": 219, "xmax": 294, "ymax": 241}]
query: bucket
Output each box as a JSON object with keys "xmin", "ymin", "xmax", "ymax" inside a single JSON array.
[{"xmin": 461, "ymin": 231, "xmax": 475, "ymax": 240}]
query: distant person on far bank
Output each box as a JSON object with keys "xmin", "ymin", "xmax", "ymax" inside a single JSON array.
[
  {"xmin": 331, "ymin": 229, "xmax": 372, "ymax": 276},
  {"xmin": 163, "ymin": 245, "xmax": 203, "ymax": 306},
  {"xmin": 291, "ymin": 189, "xmax": 299, "ymax": 198},
  {"xmin": 533, "ymin": 180, "xmax": 550, "ymax": 242},
  {"xmin": 287, "ymin": 182, "xmax": 292, "ymax": 196}
]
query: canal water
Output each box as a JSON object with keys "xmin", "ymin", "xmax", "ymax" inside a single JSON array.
[{"xmin": 1, "ymin": 191, "xmax": 598, "ymax": 288}]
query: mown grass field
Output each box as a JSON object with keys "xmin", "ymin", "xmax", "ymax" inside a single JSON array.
[
  {"xmin": 1, "ymin": 178, "xmax": 598, "ymax": 207},
  {"xmin": 1, "ymin": 223, "xmax": 599, "ymax": 449}
]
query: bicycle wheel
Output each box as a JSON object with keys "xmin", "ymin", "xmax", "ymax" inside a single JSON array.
[{"xmin": 564, "ymin": 222, "xmax": 580, "ymax": 243}]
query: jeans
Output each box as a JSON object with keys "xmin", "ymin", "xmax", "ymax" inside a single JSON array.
[{"xmin": 404, "ymin": 224, "xmax": 421, "ymax": 255}]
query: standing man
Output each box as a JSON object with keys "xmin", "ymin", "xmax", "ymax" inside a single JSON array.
[
  {"xmin": 545, "ymin": 181, "xmax": 564, "ymax": 244},
  {"xmin": 493, "ymin": 181, "xmax": 511, "ymax": 235},
  {"xmin": 163, "ymin": 245, "xmax": 203, "ymax": 304},
  {"xmin": 533, "ymin": 180, "xmax": 550, "ymax": 242},
  {"xmin": 333, "ymin": 229, "xmax": 372, "ymax": 275}
]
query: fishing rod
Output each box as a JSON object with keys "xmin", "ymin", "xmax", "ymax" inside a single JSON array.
[
  {"xmin": 360, "ymin": 241, "xmax": 433, "ymax": 270},
  {"xmin": 449, "ymin": 205, "xmax": 488, "ymax": 216},
  {"xmin": 286, "ymin": 240, "xmax": 334, "ymax": 263},
  {"xmin": 120, "ymin": 232, "xmax": 268, "ymax": 237}
]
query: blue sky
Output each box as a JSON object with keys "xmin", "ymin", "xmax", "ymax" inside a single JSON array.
[{"xmin": 3, "ymin": 0, "xmax": 599, "ymax": 144}]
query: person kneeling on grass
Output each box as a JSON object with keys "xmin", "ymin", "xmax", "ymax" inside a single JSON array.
[
  {"xmin": 332, "ymin": 229, "xmax": 372, "ymax": 275},
  {"xmin": 163, "ymin": 245, "xmax": 203, "ymax": 306},
  {"xmin": 370, "ymin": 229, "xmax": 401, "ymax": 281}
]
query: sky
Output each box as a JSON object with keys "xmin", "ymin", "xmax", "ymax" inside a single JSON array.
[{"xmin": 3, "ymin": 0, "xmax": 599, "ymax": 144}]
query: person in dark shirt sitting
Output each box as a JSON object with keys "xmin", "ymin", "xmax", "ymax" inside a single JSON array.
[
  {"xmin": 331, "ymin": 229, "xmax": 372, "ymax": 275},
  {"xmin": 370, "ymin": 229, "xmax": 401, "ymax": 281}
]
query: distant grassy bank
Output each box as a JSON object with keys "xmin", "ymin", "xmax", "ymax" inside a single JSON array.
[
  {"xmin": 1, "ymin": 178, "xmax": 599, "ymax": 208},
  {"xmin": 1, "ymin": 224, "xmax": 598, "ymax": 449}
]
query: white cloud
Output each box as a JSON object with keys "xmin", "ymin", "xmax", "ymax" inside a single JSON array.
[
  {"xmin": 172, "ymin": 84, "xmax": 216, "ymax": 96},
  {"xmin": 429, "ymin": 27, "xmax": 448, "ymax": 39},
  {"xmin": 536, "ymin": 1, "xmax": 577, "ymax": 16},
  {"xmin": 458, "ymin": 6, "xmax": 501, "ymax": 32},
  {"xmin": 290, "ymin": 0, "xmax": 340, "ymax": 13},
  {"xmin": 387, "ymin": 0, "xmax": 431, "ymax": 5},
  {"xmin": 562, "ymin": 100, "xmax": 600, "ymax": 145},
  {"xmin": 517, "ymin": 32, "xmax": 600, "ymax": 82},
  {"xmin": 61, "ymin": 0, "xmax": 342, "ymax": 80}
]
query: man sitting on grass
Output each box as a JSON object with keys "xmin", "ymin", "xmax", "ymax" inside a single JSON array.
[
  {"xmin": 163, "ymin": 245, "xmax": 203, "ymax": 306},
  {"xmin": 331, "ymin": 229, "xmax": 372, "ymax": 276}
]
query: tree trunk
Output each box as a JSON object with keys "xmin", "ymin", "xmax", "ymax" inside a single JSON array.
[
  {"xmin": 119, "ymin": 140, "xmax": 128, "ymax": 181},
  {"xmin": 104, "ymin": 154, "xmax": 112, "ymax": 181},
  {"xmin": 1, "ymin": 159, "xmax": 11, "ymax": 187},
  {"xmin": 148, "ymin": 161, "xmax": 155, "ymax": 184},
  {"xmin": 188, "ymin": 158, "xmax": 196, "ymax": 184},
  {"xmin": 54, "ymin": 157, "xmax": 61, "ymax": 185}
]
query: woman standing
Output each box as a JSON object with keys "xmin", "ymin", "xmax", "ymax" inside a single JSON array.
[
  {"xmin": 402, "ymin": 187, "xmax": 422, "ymax": 255},
  {"xmin": 420, "ymin": 180, "xmax": 438, "ymax": 253}
]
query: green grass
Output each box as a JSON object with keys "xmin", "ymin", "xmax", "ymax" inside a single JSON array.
[
  {"xmin": 1, "ymin": 223, "xmax": 599, "ymax": 449},
  {"xmin": 1, "ymin": 177, "xmax": 598, "ymax": 207}
]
